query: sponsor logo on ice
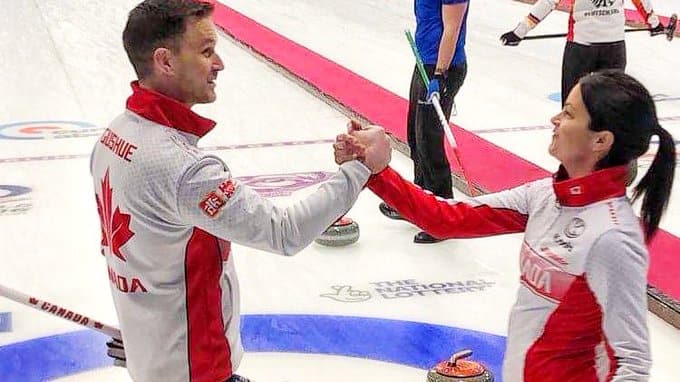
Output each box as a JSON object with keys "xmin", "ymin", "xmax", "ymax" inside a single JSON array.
[
  {"xmin": 321, "ymin": 278, "xmax": 495, "ymax": 302},
  {"xmin": 239, "ymin": 171, "xmax": 333, "ymax": 198}
]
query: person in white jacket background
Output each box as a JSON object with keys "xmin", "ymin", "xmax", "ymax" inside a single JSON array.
[{"xmin": 500, "ymin": 0, "xmax": 668, "ymax": 105}]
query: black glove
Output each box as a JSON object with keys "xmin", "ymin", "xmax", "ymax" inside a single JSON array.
[
  {"xmin": 107, "ymin": 337, "xmax": 126, "ymax": 367},
  {"xmin": 649, "ymin": 22, "xmax": 666, "ymax": 37},
  {"xmin": 500, "ymin": 31, "xmax": 522, "ymax": 46}
]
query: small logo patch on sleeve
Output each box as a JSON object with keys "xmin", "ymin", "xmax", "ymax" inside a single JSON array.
[
  {"xmin": 218, "ymin": 180, "xmax": 235, "ymax": 198},
  {"xmin": 199, "ymin": 179, "xmax": 237, "ymax": 218},
  {"xmin": 199, "ymin": 191, "xmax": 226, "ymax": 217}
]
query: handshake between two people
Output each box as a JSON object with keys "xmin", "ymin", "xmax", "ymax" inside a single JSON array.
[{"xmin": 333, "ymin": 120, "xmax": 392, "ymax": 174}]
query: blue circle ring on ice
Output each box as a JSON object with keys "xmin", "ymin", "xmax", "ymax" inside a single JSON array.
[{"xmin": 0, "ymin": 314, "xmax": 506, "ymax": 381}]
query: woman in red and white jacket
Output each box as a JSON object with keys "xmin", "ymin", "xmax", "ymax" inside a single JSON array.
[
  {"xmin": 336, "ymin": 70, "xmax": 676, "ymax": 381},
  {"xmin": 500, "ymin": 0, "xmax": 668, "ymax": 106}
]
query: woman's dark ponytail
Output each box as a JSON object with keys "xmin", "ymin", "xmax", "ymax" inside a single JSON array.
[{"xmin": 632, "ymin": 125, "xmax": 676, "ymax": 241}]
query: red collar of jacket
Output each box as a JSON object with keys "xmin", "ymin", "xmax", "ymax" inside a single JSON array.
[
  {"xmin": 125, "ymin": 81, "xmax": 216, "ymax": 138},
  {"xmin": 553, "ymin": 165, "xmax": 628, "ymax": 207}
]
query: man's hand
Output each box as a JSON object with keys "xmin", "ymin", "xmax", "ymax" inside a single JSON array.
[
  {"xmin": 107, "ymin": 336, "xmax": 126, "ymax": 367},
  {"xmin": 333, "ymin": 134, "xmax": 362, "ymax": 165},
  {"xmin": 333, "ymin": 121, "xmax": 366, "ymax": 165}
]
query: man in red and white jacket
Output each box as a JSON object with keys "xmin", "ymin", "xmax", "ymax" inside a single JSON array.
[{"xmin": 90, "ymin": 1, "xmax": 389, "ymax": 381}]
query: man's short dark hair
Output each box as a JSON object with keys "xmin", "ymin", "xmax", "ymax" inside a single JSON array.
[{"xmin": 123, "ymin": 0, "xmax": 214, "ymax": 79}]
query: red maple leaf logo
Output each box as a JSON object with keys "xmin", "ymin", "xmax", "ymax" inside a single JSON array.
[{"xmin": 96, "ymin": 169, "xmax": 134, "ymax": 262}]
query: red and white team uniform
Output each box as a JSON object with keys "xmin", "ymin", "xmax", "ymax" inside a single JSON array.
[
  {"xmin": 368, "ymin": 166, "xmax": 650, "ymax": 381},
  {"xmin": 90, "ymin": 82, "xmax": 370, "ymax": 382},
  {"xmin": 514, "ymin": 0, "xmax": 659, "ymax": 44}
]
